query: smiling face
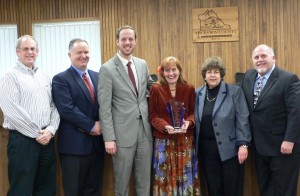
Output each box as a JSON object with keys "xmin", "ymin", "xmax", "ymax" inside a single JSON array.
[
  {"xmin": 163, "ymin": 64, "xmax": 180, "ymax": 85},
  {"xmin": 116, "ymin": 28, "xmax": 136, "ymax": 60},
  {"xmin": 16, "ymin": 37, "xmax": 39, "ymax": 68},
  {"xmin": 252, "ymin": 45, "xmax": 275, "ymax": 76},
  {"xmin": 205, "ymin": 69, "xmax": 221, "ymax": 89},
  {"xmin": 68, "ymin": 41, "xmax": 90, "ymax": 71}
]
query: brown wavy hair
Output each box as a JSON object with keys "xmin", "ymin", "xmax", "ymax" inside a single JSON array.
[{"xmin": 201, "ymin": 56, "xmax": 226, "ymax": 80}]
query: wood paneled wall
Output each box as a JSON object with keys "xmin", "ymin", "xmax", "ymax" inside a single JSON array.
[
  {"xmin": 0, "ymin": 0, "xmax": 300, "ymax": 195},
  {"xmin": 1, "ymin": 0, "xmax": 300, "ymax": 86}
]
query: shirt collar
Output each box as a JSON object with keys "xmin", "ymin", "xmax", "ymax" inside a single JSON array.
[
  {"xmin": 257, "ymin": 64, "xmax": 275, "ymax": 80},
  {"xmin": 16, "ymin": 60, "xmax": 38, "ymax": 73},
  {"xmin": 117, "ymin": 52, "xmax": 133, "ymax": 66},
  {"xmin": 71, "ymin": 65, "xmax": 87, "ymax": 77}
]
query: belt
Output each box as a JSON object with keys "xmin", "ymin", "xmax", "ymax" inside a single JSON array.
[
  {"xmin": 8, "ymin": 129, "xmax": 19, "ymax": 134},
  {"xmin": 8, "ymin": 126, "xmax": 47, "ymax": 134},
  {"xmin": 136, "ymin": 114, "xmax": 142, "ymax": 120}
]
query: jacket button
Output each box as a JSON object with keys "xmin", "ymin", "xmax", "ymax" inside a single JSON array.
[
  {"xmin": 216, "ymin": 132, "xmax": 220, "ymax": 136},
  {"xmin": 218, "ymin": 141, "xmax": 222, "ymax": 145},
  {"xmin": 214, "ymin": 123, "xmax": 217, "ymax": 126}
]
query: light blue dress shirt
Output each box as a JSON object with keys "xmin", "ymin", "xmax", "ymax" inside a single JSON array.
[{"xmin": 254, "ymin": 65, "xmax": 275, "ymax": 93}]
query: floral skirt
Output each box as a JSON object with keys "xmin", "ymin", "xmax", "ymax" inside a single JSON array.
[{"xmin": 152, "ymin": 134, "xmax": 200, "ymax": 196}]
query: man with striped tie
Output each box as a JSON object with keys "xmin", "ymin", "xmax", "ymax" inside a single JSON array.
[
  {"xmin": 52, "ymin": 38, "xmax": 104, "ymax": 196},
  {"xmin": 241, "ymin": 44, "xmax": 300, "ymax": 196}
]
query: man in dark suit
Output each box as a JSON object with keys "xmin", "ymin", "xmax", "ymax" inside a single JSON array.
[
  {"xmin": 241, "ymin": 44, "xmax": 300, "ymax": 196},
  {"xmin": 52, "ymin": 38, "xmax": 104, "ymax": 196},
  {"xmin": 98, "ymin": 25, "xmax": 154, "ymax": 196}
]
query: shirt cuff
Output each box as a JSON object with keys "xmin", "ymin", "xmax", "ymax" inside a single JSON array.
[
  {"xmin": 45, "ymin": 126, "xmax": 56, "ymax": 137},
  {"xmin": 236, "ymin": 140, "xmax": 249, "ymax": 147}
]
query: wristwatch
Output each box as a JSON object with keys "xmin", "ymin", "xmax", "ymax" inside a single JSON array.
[{"xmin": 241, "ymin": 145, "xmax": 248, "ymax": 148}]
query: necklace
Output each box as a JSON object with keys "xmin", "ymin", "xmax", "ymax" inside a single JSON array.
[
  {"xmin": 206, "ymin": 90, "xmax": 216, "ymax": 102},
  {"xmin": 169, "ymin": 86, "xmax": 176, "ymax": 91}
]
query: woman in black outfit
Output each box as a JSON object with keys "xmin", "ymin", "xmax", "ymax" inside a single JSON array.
[{"xmin": 195, "ymin": 56, "xmax": 251, "ymax": 196}]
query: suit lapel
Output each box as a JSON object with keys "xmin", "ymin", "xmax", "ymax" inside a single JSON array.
[
  {"xmin": 196, "ymin": 86, "xmax": 206, "ymax": 122},
  {"xmin": 88, "ymin": 70, "xmax": 98, "ymax": 93},
  {"xmin": 212, "ymin": 82, "xmax": 227, "ymax": 118},
  {"xmin": 69, "ymin": 66, "xmax": 95, "ymax": 106},
  {"xmin": 115, "ymin": 56, "xmax": 138, "ymax": 97},
  {"xmin": 88, "ymin": 70, "xmax": 99, "ymax": 107},
  {"xmin": 132, "ymin": 57, "xmax": 142, "ymax": 96},
  {"xmin": 249, "ymin": 71, "xmax": 257, "ymax": 110}
]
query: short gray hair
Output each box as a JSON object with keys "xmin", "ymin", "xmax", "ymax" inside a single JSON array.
[
  {"xmin": 16, "ymin": 35, "xmax": 38, "ymax": 49},
  {"xmin": 68, "ymin": 38, "xmax": 89, "ymax": 51}
]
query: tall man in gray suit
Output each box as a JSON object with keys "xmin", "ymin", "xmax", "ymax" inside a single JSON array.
[{"xmin": 98, "ymin": 25, "xmax": 154, "ymax": 196}]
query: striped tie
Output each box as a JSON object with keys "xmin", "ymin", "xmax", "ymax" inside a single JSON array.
[
  {"xmin": 126, "ymin": 61, "xmax": 138, "ymax": 96},
  {"xmin": 253, "ymin": 76, "xmax": 263, "ymax": 107},
  {"xmin": 82, "ymin": 72, "xmax": 96, "ymax": 104}
]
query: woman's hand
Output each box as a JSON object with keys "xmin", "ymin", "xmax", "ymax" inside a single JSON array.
[
  {"xmin": 238, "ymin": 145, "xmax": 248, "ymax": 164},
  {"xmin": 164, "ymin": 125, "xmax": 178, "ymax": 134},
  {"xmin": 181, "ymin": 119, "xmax": 190, "ymax": 133}
]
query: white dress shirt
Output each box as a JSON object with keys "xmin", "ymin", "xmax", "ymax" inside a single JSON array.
[{"xmin": 0, "ymin": 60, "xmax": 60, "ymax": 138}]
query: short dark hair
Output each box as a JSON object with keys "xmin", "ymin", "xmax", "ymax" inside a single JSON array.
[
  {"xmin": 116, "ymin": 25, "xmax": 137, "ymax": 39},
  {"xmin": 68, "ymin": 38, "xmax": 88, "ymax": 51},
  {"xmin": 201, "ymin": 56, "xmax": 226, "ymax": 79}
]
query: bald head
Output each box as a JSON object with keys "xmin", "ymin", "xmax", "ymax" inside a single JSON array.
[{"xmin": 252, "ymin": 44, "xmax": 275, "ymax": 76}]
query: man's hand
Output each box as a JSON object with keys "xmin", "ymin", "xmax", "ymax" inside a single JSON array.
[
  {"xmin": 105, "ymin": 141, "xmax": 117, "ymax": 155},
  {"xmin": 90, "ymin": 121, "xmax": 102, "ymax": 136},
  {"xmin": 281, "ymin": 141, "xmax": 294, "ymax": 154},
  {"xmin": 36, "ymin": 129, "xmax": 53, "ymax": 145}
]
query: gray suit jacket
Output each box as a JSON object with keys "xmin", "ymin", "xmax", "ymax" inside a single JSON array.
[
  {"xmin": 98, "ymin": 55, "xmax": 153, "ymax": 147},
  {"xmin": 195, "ymin": 81, "xmax": 251, "ymax": 161}
]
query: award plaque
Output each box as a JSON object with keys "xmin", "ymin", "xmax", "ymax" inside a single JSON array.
[{"xmin": 167, "ymin": 100, "xmax": 186, "ymax": 131}]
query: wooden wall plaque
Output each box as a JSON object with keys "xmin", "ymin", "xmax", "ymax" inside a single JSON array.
[{"xmin": 193, "ymin": 7, "xmax": 239, "ymax": 42}]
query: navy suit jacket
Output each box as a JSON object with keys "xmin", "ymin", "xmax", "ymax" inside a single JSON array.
[
  {"xmin": 241, "ymin": 66, "xmax": 300, "ymax": 156},
  {"xmin": 52, "ymin": 66, "xmax": 104, "ymax": 155}
]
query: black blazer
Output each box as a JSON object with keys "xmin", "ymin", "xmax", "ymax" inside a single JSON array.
[
  {"xmin": 52, "ymin": 66, "xmax": 104, "ymax": 155},
  {"xmin": 241, "ymin": 66, "xmax": 300, "ymax": 156}
]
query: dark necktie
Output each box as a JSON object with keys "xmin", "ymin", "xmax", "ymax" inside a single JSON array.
[
  {"xmin": 254, "ymin": 76, "xmax": 263, "ymax": 107},
  {"xmin": 126, "ymin": 61, "xmax": 138, "ymax": 96},
  {"xmin": 82, "ymin": 72, "xmax": 96, "ymax": 104}
]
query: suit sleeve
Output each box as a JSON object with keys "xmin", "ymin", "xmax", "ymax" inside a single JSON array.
[
  {"xmin": 98, "ymin": 66, "xmax": 116, "ymax": 141},
  {"xmin": 52, "ymin": 74, "xmax": 95, "ymax": 132},
  {"xmin": 233, "ymin": 86, "xmax": 251, "ymax": 145},
  {"xmin": 149, "ymin": 85, "xmax": 169, "ymax": 132},
  {"xmin": 284, "ymin": 75, "xmax": 300, "ymax": 143},
  {"xmin": 147, "ymin": 73, "xmax": 155, "ymax": 90}
]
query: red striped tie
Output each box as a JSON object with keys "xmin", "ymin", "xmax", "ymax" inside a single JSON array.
[
  {"xmin": 82, "ymin": 72, "xmax": 96, "ymax": 104},
  {"xmin": 126, "ymin": 61, "xmax": 138, "ymax": 96}
]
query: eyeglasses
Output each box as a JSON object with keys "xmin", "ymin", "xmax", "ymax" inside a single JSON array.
[{"xmin": 18, "ymin": 47, "xmax": 37, "ymax": 52}]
